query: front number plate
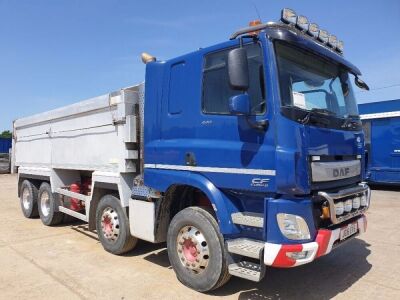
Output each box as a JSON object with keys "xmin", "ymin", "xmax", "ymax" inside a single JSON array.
[{"xmin": 340, "ymin": 222, "xmax": 358, "ymax": 241}]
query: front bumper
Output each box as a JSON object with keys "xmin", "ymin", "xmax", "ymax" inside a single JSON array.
[{"xmin": 264, "ymin": 214, "xmax": 367, "ymax": 267}]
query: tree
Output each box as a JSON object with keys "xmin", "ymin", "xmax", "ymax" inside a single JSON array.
[{"xmin": 0, "ymin": 130, "xmax": 12, "ymax": 138}]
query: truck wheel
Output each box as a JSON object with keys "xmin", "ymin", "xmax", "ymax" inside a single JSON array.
[
  {"xmin": 167, "ymin": 207, "xmax": 231, "ymax": 292},
  {"xmin": 19, "ymin": 180, "xmax": 39, "ymax": 218},
  {"xmin": 38, "ymin": 182, "xmax": 64, "ymax": 226},
  {"xmin": 96, "ymin": 195, "xmax": 138, "ymax": 255}
]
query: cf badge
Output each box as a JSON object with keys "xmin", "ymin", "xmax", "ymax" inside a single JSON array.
[{"xmin": 251, "ymin": 178, "xmax": 269, "ymax": 187}]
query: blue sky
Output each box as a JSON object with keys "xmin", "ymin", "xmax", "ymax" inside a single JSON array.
[{"xmin": 1, "ymin": 0, "xmax": 399, "ymax": 130}]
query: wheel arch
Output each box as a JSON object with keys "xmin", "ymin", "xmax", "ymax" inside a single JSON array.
[
  {"xmin": 144, "ymin": 169, "xmax": 240, "ymax": 235},
  {"xmin": 18, "ymin": 174, "xmax": 49, "ymax": 197},
  {"xmin": 88, "ymin": 181, "xmax": 119, "ymax": 230}
]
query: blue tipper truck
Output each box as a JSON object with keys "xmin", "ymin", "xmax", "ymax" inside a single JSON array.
[
  {"xmin": 359, "ymin": 99, "xmax": 400, "ymax": 185},
  {"xmin": 13, "ymin": 9, "xmax": 371, "ymax": 292}
]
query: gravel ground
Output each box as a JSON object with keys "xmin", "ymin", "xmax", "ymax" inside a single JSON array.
[{"xmin": 0, "ymin": 173, "xmax": 399, "ymax": 299}]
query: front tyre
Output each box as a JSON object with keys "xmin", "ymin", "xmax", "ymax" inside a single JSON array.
[
  {"xmin": 96, "ymin": 195, "xmax": 137, "ymax": 255},
  {"xmin": 167, "ymin": 207, "xmax": 231, "ymax": 292}
]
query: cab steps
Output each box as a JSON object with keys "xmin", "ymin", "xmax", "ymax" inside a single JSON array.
[
  {"xmin": 231, "ymin": 212, "xmax": 264, "ymax": 228},
  {"xmin": 226, "ymin": 238, "xmax": 264, "ymax": 259},
  {"xmin": 226, "ymin": 238, "xmax": 265, "ymax": 282},
  {"xmin": 228, "ymin": 261, "xmax": 265, "ymax": 282}
]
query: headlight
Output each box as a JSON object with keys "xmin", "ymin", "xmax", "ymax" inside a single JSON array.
[
  {"xmin": 360, "ymin": 194, "xmax": 368, "ymax": 206},
  {"xmin": 296, "ymin": 15, "xmax": 309, "ymax": 31},
  {"xmin": 344, "ymin": 199, "xmax": 353, "ymax": 212},
  {"xmin": 281, "ymin": 8, "xmax": 297, "ymax": 25},
  {"xmin": 277, "ymin": 213, "xmax": 310, "ymax": 240},
  {"xmin": 335, "ymin": 202, "xmax": 344, "ymax": 215},
  {"xmin": 353, "ymin": 197, "xmax": 361, "ymax": 209}
]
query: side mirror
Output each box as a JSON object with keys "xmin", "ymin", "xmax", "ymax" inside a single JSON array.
[
  {"xmin": 355, "ymin": 76, "xmax": 370, "ymax": 91},
  {"xmin": 227, "ymin": 48, "xmax": 249, "ymax": 91},
  {"xmin": 229, "ymin": 94, "xmax": 250, "ymax": 115}
]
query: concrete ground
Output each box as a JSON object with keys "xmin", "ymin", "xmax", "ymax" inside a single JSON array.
[{"xmin": 0, "ymin": 174, "xmax": 399, "ymax": 300}]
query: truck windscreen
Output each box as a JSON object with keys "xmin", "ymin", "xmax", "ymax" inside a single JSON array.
[{"xmin": 275, "ymin": 41, "xmax": 359, "ymax": 119}]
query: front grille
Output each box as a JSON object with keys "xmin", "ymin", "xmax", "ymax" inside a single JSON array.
[{"xmin": 311, "ymin": 160, "xmax": 361, "ymax": 183}]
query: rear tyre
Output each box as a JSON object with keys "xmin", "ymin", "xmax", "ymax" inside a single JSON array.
[
  {"xmin": 19, "ymin": 180, "xmax": 39, "ymax": 218},
  {"xmin": 167, "ymin": 207, "xmax": 231, "ymax": 292},
  {"xmin": 38, "ymin": 182, "xmax": 64, "ymax": 226},
  {"xmin": 96, "ymin": 194, "xmax": 138, "ymax": 255}
]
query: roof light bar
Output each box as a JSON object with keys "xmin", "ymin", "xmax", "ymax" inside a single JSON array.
[
  {"xmin": 337, "ymin": 40, "xmax": 344, "ymax": 52},
  {"xmin": 328, "ymin": 34, "xmax": 338, "ymax": 48},
  {"xmin": 308, "ymin": 23, "xmax": 319, "ymax": 38},
  {"xmin": 281, "ymin": 8, "xmax": 344, "ymax": 53},
  {"xmin": 281, "ymin": 8, "xmax": 297, "ymax": 25},
  {"xmin": 318, "ymin": 29, "xmax": 329, "ymax": 44},
  {"xmin": 296, "ymin": 15, "xmax": 309, "ymax": 31}
]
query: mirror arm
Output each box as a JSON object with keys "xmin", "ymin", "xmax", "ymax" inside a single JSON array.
[
  {"xmin": 239, "ymin": 35, "xmax": 259, "ymax": 48},
  {"xmin": 245, "ymin": 117, "xmax": 269, "ymax": 131}
]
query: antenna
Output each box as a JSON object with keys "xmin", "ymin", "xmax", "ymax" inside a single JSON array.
[{"xmin": 251, "ymin": 1, "xmax": 262, "ymax": 22}]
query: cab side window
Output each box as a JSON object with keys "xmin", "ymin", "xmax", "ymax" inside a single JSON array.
[{"xmin": 202, "ymin": 43, "xmax": 266, "ymax": 115}]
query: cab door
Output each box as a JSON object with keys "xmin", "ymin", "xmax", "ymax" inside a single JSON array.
[{"xmin": 193, "ymin": 42, "xmax": 276, "ymax": 192}]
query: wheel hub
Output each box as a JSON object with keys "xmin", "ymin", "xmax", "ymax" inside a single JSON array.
[
  {"xmin": 101, "ymin": 207, "xmax": 120, "ymax": 242},
  {"xmin": 22, "ymin": 187, "xmax": 30, "ymax": 210},
  {"xmin": 40, "ymin": 191, "xmax": 50, "ymax": 217},
  {"xmin": 176, "ymin": 226, "xmax": 210, "ymax": 273}
]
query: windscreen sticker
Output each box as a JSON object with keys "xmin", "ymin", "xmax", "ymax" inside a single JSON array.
[{"xmin": 292, "ymin": 91, "xmax": 306, "ymax": 109}]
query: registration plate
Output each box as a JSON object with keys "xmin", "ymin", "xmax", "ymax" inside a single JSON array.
[{"xmin": 340, "ymin": 222, "xmax": 358, "ymax": 241}]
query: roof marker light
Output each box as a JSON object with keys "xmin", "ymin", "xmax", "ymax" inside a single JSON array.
[{"xmin": 281, "ymin": 8, "xmax": 297, "ymax": 25}]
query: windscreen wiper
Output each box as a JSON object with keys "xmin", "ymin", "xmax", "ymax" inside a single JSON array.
[
  {"xmin": 341, "ymin": 114, "xmax": 361, "ymax": 129},
  {"xmin": 300, "ymin": 108, "xmax": 335, "ymax": 125}
]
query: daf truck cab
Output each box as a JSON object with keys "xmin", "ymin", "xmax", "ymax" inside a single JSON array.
[{"xmin": 143, "ymin": 8, "xmax": 370, "ymax": 290}]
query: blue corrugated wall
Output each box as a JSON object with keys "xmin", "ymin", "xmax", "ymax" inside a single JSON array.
[
  {"xmin": 359, "ymin": 99, "xmax": 400, "ymax": 185},
  {"xmin": 0, "ymin": 138, "xmax": 11, "ymax": 153}
]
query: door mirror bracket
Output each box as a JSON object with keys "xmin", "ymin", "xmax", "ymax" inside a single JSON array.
[{"xmin": 355, "ymin": 76, "xmax": 370, "ymax": 91}]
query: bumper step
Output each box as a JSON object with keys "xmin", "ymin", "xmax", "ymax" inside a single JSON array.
[
  {"xmin": 231, "ymin": 212, "xmax": 264, "ymax": 228},
  {"xmin": 226, "ymin": 238, "xmax": 264, "ymax": 259},
  {"xmin": 228, "ymin": 261, "xmax": 265, "ymax": 282}
]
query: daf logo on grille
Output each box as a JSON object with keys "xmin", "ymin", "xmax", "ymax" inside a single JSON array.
[{"xmin": 333, "ymin": 167, "xmax": 350, "ymax": 177}]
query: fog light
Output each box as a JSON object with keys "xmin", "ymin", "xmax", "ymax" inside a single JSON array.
[
  {"xmin": 353, "ymin": 197, "xmax": 361, "ymax": 209},
  {"xmin": 286, "ymin": 251, "xmax": 308, "ymax": 260},
  {"xmin": 344, "ymin": 199, "xmax": 353, "ymax": 212},
  {"xmin": 361, "ymin": 194, "xmax": 368, "ymax": 206},
  {"xmin": 277, "ymin": 213, "xmax": 310, "ymax": 240},
  {"xmin": 335, "ymin": 201, "xmax": 344, "ymax": 215}
]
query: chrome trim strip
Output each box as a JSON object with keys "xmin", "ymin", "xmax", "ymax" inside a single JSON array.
[
  {"xmin": 144, "ymin": 164, "xmax": 276, "ymax": 176},
  {"xmin": 360, "ymin": 111, "xmax": 400, "ymax": 120}
]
